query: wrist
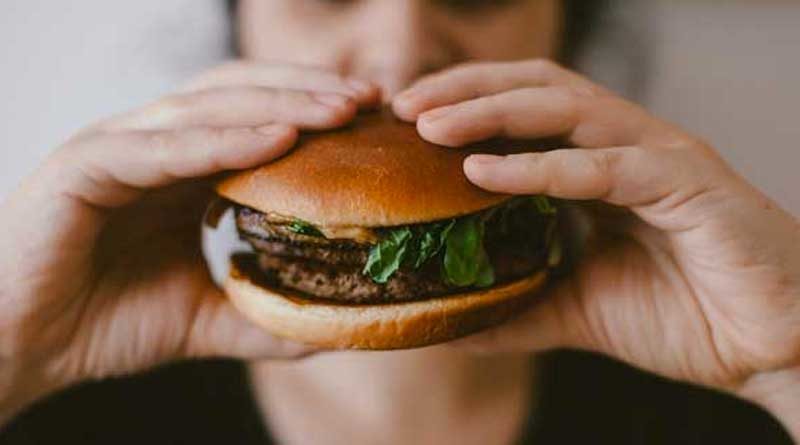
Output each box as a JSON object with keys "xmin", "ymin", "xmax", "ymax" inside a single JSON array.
[{"xmin": 739, "ymin": 367, "xmax": 800, "ymax": 441}]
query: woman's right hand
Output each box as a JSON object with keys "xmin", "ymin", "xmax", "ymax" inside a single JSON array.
[{"xmin": 0, "ymin": 61, "xmax": 380, "ymax": 424}]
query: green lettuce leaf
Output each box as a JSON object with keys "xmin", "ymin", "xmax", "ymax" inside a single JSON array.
[
  {"xmin": 532, "ymin": 196, "xmax": 557, "ymax": 215},
  {"xmin": 362, "ymin": 196, "xmax": 556, "ymax": 286},
  {"xmin": 409, "ymin": 220, "xmax": 455, "ymax": 269},
  {"xmin": 442, "ymin": 215, "xmax": 495, "ymax": 288},
  {"xmin": 287, "ymin": 219, "xmax": 324, "ymax": 237},
  {"xmin": 362, "ymin": 228, "xmax": 412, "ymax": 284},
  {"xmin": 364, "ymin": 221, "xmax": 455, "ymax": 284}
]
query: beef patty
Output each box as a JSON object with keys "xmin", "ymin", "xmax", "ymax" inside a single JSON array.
[{"xmin": 235, "ymin": 206, "xmax": 547, "ymax": 304}]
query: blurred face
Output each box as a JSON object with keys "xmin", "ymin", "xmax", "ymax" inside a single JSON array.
[{"xmin": 238, "ymin": 0, "xmax": 562, "ymax": 96}]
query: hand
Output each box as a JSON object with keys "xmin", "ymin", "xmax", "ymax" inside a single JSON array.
[
  {"xmin": 393, "ymin": 60, "xmax": 800, "ymax": 433},
  {"xmin": 0, "ymin": 61, "xmax": 380, "ymax": 422}
]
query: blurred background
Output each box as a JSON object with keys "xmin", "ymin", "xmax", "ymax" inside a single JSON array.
[{"xmin": 1, "ymin": 0, "xmax": 798, "ymax": 214}]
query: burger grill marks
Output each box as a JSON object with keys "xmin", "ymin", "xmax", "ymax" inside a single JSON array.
[{"xmin": 235, "ymin": 197, "xmax": 560, "ymax": 304}]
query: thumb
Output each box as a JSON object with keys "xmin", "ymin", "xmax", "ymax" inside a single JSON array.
[{"xmin": 183, "ymin": 289, "xmax": 318, "ymax": 361}]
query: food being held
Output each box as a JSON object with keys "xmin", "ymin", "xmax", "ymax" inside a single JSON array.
[{"xmin": 213, "ymin": 111, "xmax": 561, "ymax": 349}]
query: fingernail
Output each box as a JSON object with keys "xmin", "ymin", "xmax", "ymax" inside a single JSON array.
[
  {"xmin": 421, "ymin": 106, "xmax": 454, "ymax": 123},
  {"xmin": 313, "ymin": 93, "xmax": 350, "ymax": 108},
  {"xmin": 347, "ymin": 79, "xmax": 373, "ymax": 95},
  {"xmin": 467, "ymin": 154, "xmax": 505, "ymax": 166}
]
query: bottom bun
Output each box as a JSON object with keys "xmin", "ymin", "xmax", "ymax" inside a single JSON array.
[{"xmin": 224, "ymin": 254, "xmax": 548, "ymax": 350}]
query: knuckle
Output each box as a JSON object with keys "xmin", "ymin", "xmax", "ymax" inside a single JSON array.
[
  {"xmin": 211, "ymin": 126, "xmax": 246, "ymax": 144},
  {"xmin": 278, "ymin": 87, "xmax": 306, "ymax": 100},
  {"xmin": 296, "ymin": 65, "xmax": 347, "ymax": 84},
  {"xmin": 266, "ymin": 65, "xmax": 299, "ymax": 85},
  {"xmin": 485, "ymin": 94, "xmax": 512, "ymax": 120},
  {"xmin": 185, "ymin": 127, "xmax": 227, "ymax": 147},
  {"xmin": 320, "ymin": 73, "xmax": 354, "ymax": 91},
  {"xmin": 548, "ymin": 86, "xmax": 583, "ymax": 114},
  {"xmin": 324, "ymin": 70, "xmax": 350, "ymax": 84},
  {"xmin": 261, "ymin": 89, "xmax": 296, "ymax": 111},
  {"xmin": 660, "ymin": 137, "xmax": 728, "ymax": 175},
  {"xmin": 151, "ymin": 94, "xmax": 193, "ymax": 120},
  {"xmin": 511, "ymin": 152, "xmax": 545, "ymax": 175},
  {"xmin": 556, "ymin": 84, "xmax": 596, "ymax": 101},
  {"xmin": 143, "ymin": 131, "xmax": 178, "ymax": 164},
  {"xmin": 200, "ymin": 126, "xmax": 261, "ymax": 148},
  {"xmin": 550, "ymin": 85, "xmax": 579, "ymax": 101},
  {"xmin": 186, "ymin": 61, "xmax": 247, "ymax": 87},
  {"xmin": 592, "ymin": 149, "xmax": 624, "ymax": 190}
]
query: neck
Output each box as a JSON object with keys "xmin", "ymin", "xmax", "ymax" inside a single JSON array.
[{"xmin": 249, "ymin": 347, "xmax": 535, "ymax": 445}]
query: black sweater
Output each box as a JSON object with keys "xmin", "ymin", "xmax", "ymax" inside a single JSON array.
[{"xmin": 1, "ymin": 351, "xmax": 791, "ymax": 445}]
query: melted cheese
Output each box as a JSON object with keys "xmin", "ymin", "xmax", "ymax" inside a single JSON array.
[
  {"xmin": 262, "ymin": 210, "xmax": 379, "ymax": 244},
  {"xmin": 319, "ymin": 226, "xmax": 379, "ymax": 244}
]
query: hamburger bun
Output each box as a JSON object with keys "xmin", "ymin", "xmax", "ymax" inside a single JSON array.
[
  {"xmin": 215, "ymin": 110, "xmax": 555, "ymax": 350},
  {"xmin": 216, "ymin": 111, "xmax": 516, "ymax": 227},
  {"xmin": 226, "ymin": 255, "xmax": 547, "ymax": 350}
]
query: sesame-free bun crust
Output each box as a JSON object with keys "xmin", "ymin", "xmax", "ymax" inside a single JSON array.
[
  {"xmin": 225, "ymin": 255, "xmax": 547, "ymax": 350},
  {"xmin": 216, "ymin": 110, "xmax": 514, "ymax": 227}
]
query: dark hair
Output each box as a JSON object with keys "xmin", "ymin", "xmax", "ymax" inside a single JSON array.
[{"xmin": 227, "ymin": 0, "xmax": 608, "ymax": 65}]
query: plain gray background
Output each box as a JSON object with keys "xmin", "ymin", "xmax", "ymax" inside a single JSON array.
[{"xmin": 1, "ymin": 0, "xmax": 798, "ymax": 214}]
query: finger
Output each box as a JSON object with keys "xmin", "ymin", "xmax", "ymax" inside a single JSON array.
[
  {"xmin": 415, "ymin": 86, "xmax": 648, "ymax": 148},
  {"xmin": 393, "ymin": 59, "xmax": 603, "ymax": 121},
  {"xmin": 101, "ymin": 86, "xmax": 357, "ymax": 131},
  {"xmin": 184, "ymin": 62, "xmax": 381, "ymax": 107},
  {"xmin": 448, "ymin": 283, "xmax": 585, "ymax": 355},
  {"xmin": 463, "ymin": 146, "xmax": 726, "ymax": 216},
  {"xmin": 184, "ymin": 289, "xmax": 318, "ymax": 360},
  {"xmin": 54, "ymin": 124, "xmax": 298, "ymax": 209}
]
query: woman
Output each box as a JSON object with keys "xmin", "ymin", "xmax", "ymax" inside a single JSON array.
[{"xmin": 0, "ymin": 1, "xmax": 797, "ymax": 443}]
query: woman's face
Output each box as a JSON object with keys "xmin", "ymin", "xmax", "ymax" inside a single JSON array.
[{"xmin": 238, "ymin": 0, "xmax": 562, "ymax": 96}]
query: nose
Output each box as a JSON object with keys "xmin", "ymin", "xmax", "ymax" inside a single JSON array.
[{"xmin": 348, "ymin": 0, "xmax": 452, "ymax": 99}]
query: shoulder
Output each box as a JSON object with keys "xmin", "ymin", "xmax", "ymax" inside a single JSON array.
[
  {"xmin": 1, "ymin": 360, "xmax": 269, "ymax": 445},
  {"xmin": 527, "ymin": 351, "xmax": 792, "ymax": 444}
]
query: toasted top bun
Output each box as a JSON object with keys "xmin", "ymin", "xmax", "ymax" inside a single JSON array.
[
  {"xmin": 225, "ymin": 255, "xmax": 547, "ymax": 350},
  {"xmin": 216, "ymin": 110, "xmax": 514, "ymax": 227}
]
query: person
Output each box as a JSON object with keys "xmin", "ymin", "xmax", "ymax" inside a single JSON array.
[{"xmin": 0, "ymin": 1, "xmax": 797, "ymax": 443}]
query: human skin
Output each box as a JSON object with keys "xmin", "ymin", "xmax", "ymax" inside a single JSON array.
[
  {"xmin": 239, "ymin": 0, "xmax": 800, "ymax": 441},
  {"xmin": 1, "ymin": 0, "xmax": 798, "ymax": 442},
  {"xmin": 237, "ymin": 2, "xmax": 565, "ymax": 443},
  {"xmin": 0, "ymin": 64, "xmax": 381, "ymax": 424},
  {"xmin": 392, "ymin": 60, "xmax": 800, "ymax": 438}
]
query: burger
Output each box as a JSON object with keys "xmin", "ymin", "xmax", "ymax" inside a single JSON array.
[{"xmin": 211, "ymin": 110, "xmax": 561, "ymax": 350}]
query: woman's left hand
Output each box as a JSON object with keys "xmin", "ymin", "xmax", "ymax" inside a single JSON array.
[{"xmin": 392, "ymin": 60, "xmax": 800, "ymax": 434}]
